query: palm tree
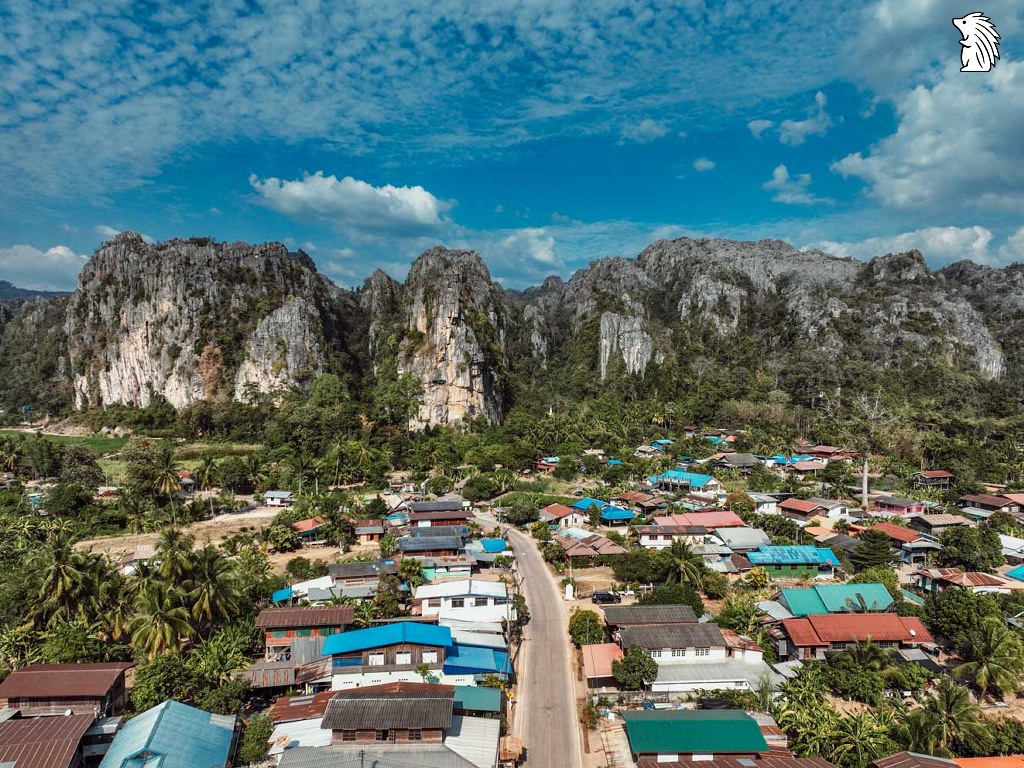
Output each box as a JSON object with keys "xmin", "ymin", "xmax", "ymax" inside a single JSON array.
[
  {"xmin": 155, "ymin": 528, "xmax": 195, "ymax": 583},
  {"xmin": 188, "ymin": 545, "xmax": 239, "ymax": 624},
  {"xmin": 667, "ymin": 539, "xmax": 704, "ymax": 590},
  {"xmin": 840, "ymin": 639, "xmax": 892, "ymax": 672},
  {"xmin": 954, "ymin": 617, "xmax": 1024, "ymax": 700},
  {"xmin": 493, "ymin": 469, "xmax": 516, "ymax": 495},
  {"xmin": 244, "ymin": 455, "xmax": 269, "ymax": 492},
  {"xmin": 905, "ymin": 677, "xmax": 990, "ymax": 757},
  {"xmin": 130, "ymin": 583, "xmax": 194, "ymax": 659},
  {"xmin": 830, "ymin": 712, "xmax": 895, "ymax": 767},
  {"xmin": 34, "ymin": 532, "xmax": 90, "ymax": 620},
  {"xmin": 153, "ymin": 445, "xmax": 181, "ymax": 496},
  {"xmin": 195, "ymin": 455, "xmax": 219, "ymax": 491}
]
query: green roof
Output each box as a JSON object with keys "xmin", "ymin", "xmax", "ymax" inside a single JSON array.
[
  {"xmin": 453, "ymin": 685, "xmax": 502, "ymax": 713},
  {"xmin": 779, "ymin": 584, "xmax": 894, "ymax": 617},
  {"xmin": 621, "ymin": 710, "xmax": 768, "ymax": 755}
]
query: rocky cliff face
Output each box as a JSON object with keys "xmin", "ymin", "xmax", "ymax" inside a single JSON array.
[
  {"xmin": 64, "ymin": 233, "xmax": 351, "ymax": 408},
  {"xmin": 2, "ymin": 234, "xmax": 1021, "ymax": 424},
  {"xmin": 390, "ymin": 247, "xmax": 508, "ymax": 428}
]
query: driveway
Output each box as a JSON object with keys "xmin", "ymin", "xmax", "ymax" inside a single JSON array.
[{"xmin": 479, "ymin": 514, "xmax": 583, "ymax": 768}]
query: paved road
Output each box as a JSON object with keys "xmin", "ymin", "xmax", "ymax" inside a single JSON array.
[{"xmin": 502, "ymin": 524, "xmax": 583, "ymax": 768}]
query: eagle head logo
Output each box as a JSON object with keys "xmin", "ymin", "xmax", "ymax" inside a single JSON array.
[{"xmin": 953, "ymin": 12, "xmax": 1000, "ymax": 72}]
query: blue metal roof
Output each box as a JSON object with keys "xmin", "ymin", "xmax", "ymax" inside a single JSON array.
[
  {"xmin": 443, "ymin": 645, "xmax": 512, "ymax": 675},
  {"xmin": 654, "ymin": 469, "xmax": 714, "ymax": 488},
  {"xmin": 768, "ymin": 454, "xmax": 813, "ymax": 465},
  {"xmin": 453, "ymin": 685, "xmax": 502, "ymax": 713},
  {"xmin": 607, "ymin": 459, "xmax": 623, "ymax": 465},
  {"xmin": 747, "ymin": 545, "xmax": 839, "ymax": 566},
  {"xmin": 272, "ymin": 587, "xmax": 293, "ymax": 603},
  {"xmin": 600, "ymin": 505, "xmax": 636, "ymax": 521},
  {"xmin": 480, "ymin": 538, "xmax": 507, "ymax": 553},
  {"xmin": 651, "ymin": 439, "xmax": 674, "ymax": 447},
  {"xmin": 100, "ymin": 700, "xmax": 235, "ymax": 768},
  {"xmin": 321, "ymin": 622, "xmax": 452, "ymax": 656},
  {"xmin": 572, "ymin": 497, "xmax": 606, "ymax": 511}
]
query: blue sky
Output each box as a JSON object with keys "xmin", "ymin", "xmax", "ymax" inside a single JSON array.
[{"xmin": 2, "ymin": 0, "xmax": 1023, "ymax": 290}]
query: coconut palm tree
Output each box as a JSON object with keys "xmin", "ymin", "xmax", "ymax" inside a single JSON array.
[
  {"xmin": 667, "ymin": 539, "xmax": 705, "ymax": 590},
  {"xmin": 830, "ymin": 712, "xmax": 896, "ymax": 767},
  {"xmin": 188, "ymin": 545, "xmax": 239, "ymax": 624},
  {"xmin": 840, "ymin": 639, "xmax": 893, "ymax": 672},
  {"xmin": 195, "ymin": 455, "xmax": 219, "ymax": 491},
  {"xmin": 244, "ymin": 455, "xmax": 269, "ymax": 492},
  {"xmin": 34, "ymin": 532, "xmax": 90, "ymax": 620},
  {"xmin": 954, "ymin": 617, "xmax": 1024, "ymax": 700},
  {"xmin": 905, "ymin": 677, "xmax": 990, "ymax": 757},
  {"xmin": 153, "ymin": 445, "xmax": 181, "ymax": 497},
  {"xmin": 130, "ymin": 583, "xmax": 194, "ymax": 660},
  {"xmin": 155, "ymin": 528, "xmax": 195, "ymax": 583}
]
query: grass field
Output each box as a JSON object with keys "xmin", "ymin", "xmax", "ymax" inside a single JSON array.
[{"xmin": 0, "ymin": 430, "xmax": 130, "ymax": 455}]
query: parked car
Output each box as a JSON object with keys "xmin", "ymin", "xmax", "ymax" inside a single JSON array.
[{"xmin": 591, "ymin": 591, "xmax": 621, "ymax": 605}]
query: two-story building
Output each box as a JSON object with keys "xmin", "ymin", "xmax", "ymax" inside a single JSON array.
[
  {"xmin": 256, "ymin": 606, "xmax": 354, "ymax": 661},
  {"xmin": 745, "ymin": 545, "xmax": 840, "ymax": 579},
  {"xmin": 0, "ymin": 662, "xmax": 135, "ymax": 717},
  {"xmin": 321, "ymin": 622, "xmax": 510, "ymax": 690},
  {"xmin": 873, "ymin": 496, "xmax": 927, "ymax": 517},
  {"xmin": 778, "ymin": 498, "xmax": 829, "ymax": 525},
  {"xmin": 912, "ymin": 470, "xmax": 954, "ymax": 491},
  {"xmin": 538, "ymin": 503, "xmax": 589, "ymax": 530},
  {"xmin": 634, "ymin": 524, "xmax": 708, "ymax": 550}
]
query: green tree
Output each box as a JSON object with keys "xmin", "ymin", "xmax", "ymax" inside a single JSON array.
[
  {"xmin": 398, "ymin": 558, "xmax": 425, "ymax": 588},
  {"xmin": 130, "ymin": 583, "xmax": 194, "ymax": 660},
  {"xmin": 612, "ymin": 646, "xmax": 658, "ymax": 690},
  {"xmin": 568, "ymin": 609, "xmax": 604, "ymax": 646},
  {"xmin": 937, "ymin": 526, "xmax": 1004, "ymax": 573},
  {"xmin": 238, "ymin": 714, "xmax": 274, "ymax": 765},
  {"xmin": 378, "ymin": 533, "xmax": 398, "ymax": 558},
  {"xmin": 925, "ymin": 589, "xmax": 1002, "ymax": 644},
  {"xmin": 188, "ymin": 545, "xmax": 239, "ymax": 624},
  {"xmin": 638, "ymin": 584, "xmax": 704, "ymax": 616},
  {"xmin": 849, "ymin": 566, "xmax": 899, "ymax": 600},
  {"xmin": 131, "ymin": 654, "xmax": 210, "ymax": 711},
  {"xmin": 904, "ymin": 677, "xmax": 991, "ymax": 757},
  {"xmin": 530, "ymin": 520, "xmax": 551, "ymax": 541},
  {"xmin": 848, "ymin": 530, "xmax": 895, "ymax": 571},
  {"xmin": 954, "ymin": 617, "xmax": 1024, "ymax": 700},
  {"xmin": 667, "ymin": 539, "xmax": 705, "ymax": 590}
]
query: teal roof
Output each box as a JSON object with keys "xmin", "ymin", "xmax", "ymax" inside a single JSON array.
[
  {"xmin": 443, "ymin": 645, "xmax": 511, "ymax": 675},
  {"xmin": 747, "ymin": 545, "xmax": 839, "ymax": 566},
  {"xmin": 573, "ymin": 497, "xmax": 606, "ymax": 511},
  {"xmin": 654, "ymin": 470, "xmax": 714, "ymax": 488},
  {"xmin": 621, "ymin": 710, "xmax": 768, "ymax": 755},
  {"xmin": 100, "ymin": 700, "xmax": 235, "ymax": 768},
  {"xmin": 779, "ymin": 584, "xmax": 894, "ymax": 616},
  {"xmin": 600, "ymin": 505, "xmax": 636, "ymax": 521},
  {"xmin": 453, "ymin": 685, "xmax": 502, "ymax": 713},
  {"xmin": 322, "ymin": 622, "xmax": 452, "ymax": 656}
]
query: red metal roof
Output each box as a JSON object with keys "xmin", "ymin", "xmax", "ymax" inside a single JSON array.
[
  {"xmin": 918, "ymin": 568, "xmax": 1007, "ymax": 587},
  {"xmin": 640, "ymin": 758, "xmax": 837, "ymax": 768},
  {"xmin": 292, "ymin": 515, "xmax": 326, "ymax": 533},
  {"xmin": 783, "ymin": 614, "xmax": 932, "ymax": 645},
  {"xmin": 255, "ymin": 606, "xmax": 354, "ymax": 629},
  {"xmin": 542, "ymin": 503, "xmax": 579, "ymax": 519},
  {"xmin": 582, "ymin": 643, "xmax": 624, "ymax": 679},
  {"xmin": 869, "ymin": 523, "xmax": 921, "ymax": 544},
  {"xmin": 779, "ymin": 498, "xmax": 825, "ymax": 514},
  {"xmin": 0, "ymin": 662, "xmax": 134, "ymax": 700},
  {"xmin": 267, "ymin": 690, "xmax": 339, "ymax": 723},
  {"xmin": 917, "ymin": 470, "xmax": 954, "ymax": 479},
  {"xmin": 0, "ymin": 713, "xmax": 94, "ymax": 768}
]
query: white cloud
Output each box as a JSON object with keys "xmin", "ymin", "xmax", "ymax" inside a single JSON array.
[
  {"xmin": 618, "ymin": 119, "xmax": 671, "ymax": 144},
  {"xmin": 998, "ymin": 226, "xmax": 1024, "ymax": 263},
  {"xmin": 747, "ymin": 119, "xmax": 774, "ymax": 139},
  {"xmin": 693, "ymin": 157, "xmax": 715, "ymax": 172},
  {"xmin": 677, "ymin": 130, "xmax": 688, "ymax": 140},
  {"xmin": 94, "ymin": 225, "xmax": 121, "ymax": 238},
  {"xmin": 809, "ymin": 225, "xmax": 998, "ymax": 265},
  {"xmin": 833, "ymin": 60, "xmax": 1024, "ymax": 213},
  {"xmin": 778, "ymin": 91, "xmax": 832, "ymax": 146},
  {"xmin": 501, "ymin": 227, "xmax": 559, "ymax": 267},
  {"xmin": 249, "ymin": 171, "xmax": 452, "ymax": 237},
  {"xmin": 0, "ymin": 244, "xmax": 88, "ymax": 291},
  {"xmin": 762, "ymin": 164, "xmax": 832, "ymax": 205}
]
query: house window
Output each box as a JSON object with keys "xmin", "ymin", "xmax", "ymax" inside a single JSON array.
[
  {"xmin": 451, "ymin": 598, "xmax": 465, "ymax": 608},
  {"xmin": 296, "ymin": 629, "xmax": 312, "ymax": 637},
  {"xmin": 409, "ymin": 729, "xmax": 422, "ymax": 741},
  {"xmin": 877, "ymin": 641, "xmax": 896, "ymax": 649},
  {"xmin": 396, "ymin": 652, "xmax": 412, "ymax": 665},
  {"xmin": 422, "ymin": 650, "xmax": 438, "ymax": 664},
  {"xmin": 271, "ymin": 630, "xmax": 287, "ymax": 638},
  {"xmin": 342, "ymin": 730, "xmax": 356, "ymax": 742},
  {"xmin": 830, "ymin": 642, "xmax": 847, "ymax": 651},
  {"xmin": 375, "ymin": 730, "xmax": 389, "ymax": 742},
  {"xmin": 671, "ymin": 648, "xmax": 686, "ymax": 657},
  {"xmin": 494, "ymin": 597, "xmax": 508, "ymax": 605},
  {"xmin": 475, "ymin": 597, "xmax": 489, "ymax": 607},
  {"xmin": 650, "ymin": 650, "xmax": 663, "ymax": 658},
  {"xmin": 694, "ymin": 647, "xmax": 710, "ymax": 657},
  {"xmin": 368, "ymin": 653, "xmax": 385, "ymax": 666},
  {"xmin": 428, "ymin": 599, "xmax": 442, "ymax": 608}
]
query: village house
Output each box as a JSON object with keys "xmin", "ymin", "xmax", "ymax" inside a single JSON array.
[
  {"xmin": 873, "ymin": 496, "xmax": 927, "ymax": 517},
  {"xmin": 397, "ymin": 536, "xmax": 463, "ymax": 557},
  {"xmin": 411, "ymin": 579, "xmax": 512, "ymax": 627},
  {"xmin": 621, "ymin": 710, "xmax": 770, "ymax": 764},
  {"xmin": 715, "ymin": 453, "xmax": 762, "ymax": 475},
  {"xmin": 599, "ymin": 503, "xmax": 637, "ymax": 525},
  {"xmin": 265, "ymin": 490, "xmax": 295, "ymax": 507},
  {"xmin": 915, "ymin": 568, "xmax": 1017, "ymax": 595},
  {"xmin": 775, "ymin": 583, "xmax": 894, "ymax": 617},
  {"xmin": 100, "ymin": 700, "xmax": 236, "ymax": 768},
  {"xmin": 653, "ymin": 510, "xmax": 745, "ymax": 530},
  {"xmin": 634, "ymin": 524, "xmax": 708, "ymax": 550},
  {"xmin": 911, "ymin": 470, "xmax": 954, "ymax": 491},
  {"xmin": 776, "ymin": 614, "xmax": 932, "ymax": 660},
  {"xmin": 0, "ymin": 712, "xmax": 96, "ymax": 768},
  {"xmin": 908, "ymin": 514, "xmax": 973, "ymax": 538},
  {"xmin": 292, "ymin": 515, "xmax": 328, "ymax": 544},
  {"xmin": 747, "ymin": 492, "xmax": 780, "ymax": 516},
  {"xmin": 327, "ymin": 561, "xmax": 398, "ymax": 597},
  {"xmin": 582, "ymin": 643, "xmax": 625, "ymax": 690},
  {"xmin": 0, "ymin": 661, "xmax": 135, "ymax": 717},
  {"xmin": 256, "ymin": 606, "xmax": 355, "ymax": 661},
  {"xmin": 864, "ymin": 523, "xmax": 941, "ymax": 564},
  {"xmin": 712, "ymin": 527, "xmax": 771, "ymax": 553},
  {"xmin": 745, "ymin": 545, "xmax": 840, "ymax": 579},
  {"xmin": 353, "ymin": 520, "xmax": 385, "ymax": 544},
  {"xmin": 602, "ymin": 604, "xmax": 698, "ymax": 634},
  {"xmin": 958, "ymin": 493, "xmax": 1020, "ymax": 515},
  {"xmin": 786, "ymin": 460, "xmax": 827, "ymax": 477},
  {"xmin": 778, "ymin": 498, "xmax": 828, "ymax": 525},
  {"xmin": 650, "ymin": 469, "xmax": 723, "ymax": 495},
  {"xmin": 554, "ymin": 531, "xmax": 628, "ymax": 563},
  {"xmin": 539, "ymin": 503, "xmax": 589, "ymax": 530},
  {"xmin": 408, "ymin": 509, "xmax": 474, "ymax": 528},
  {"xmin": 321, "ymin": 622, "xmax": 510, "ymax": 690},
  {"xmin": 805, "ymin": 497, "xmax": 853, "ymax": 520}
]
